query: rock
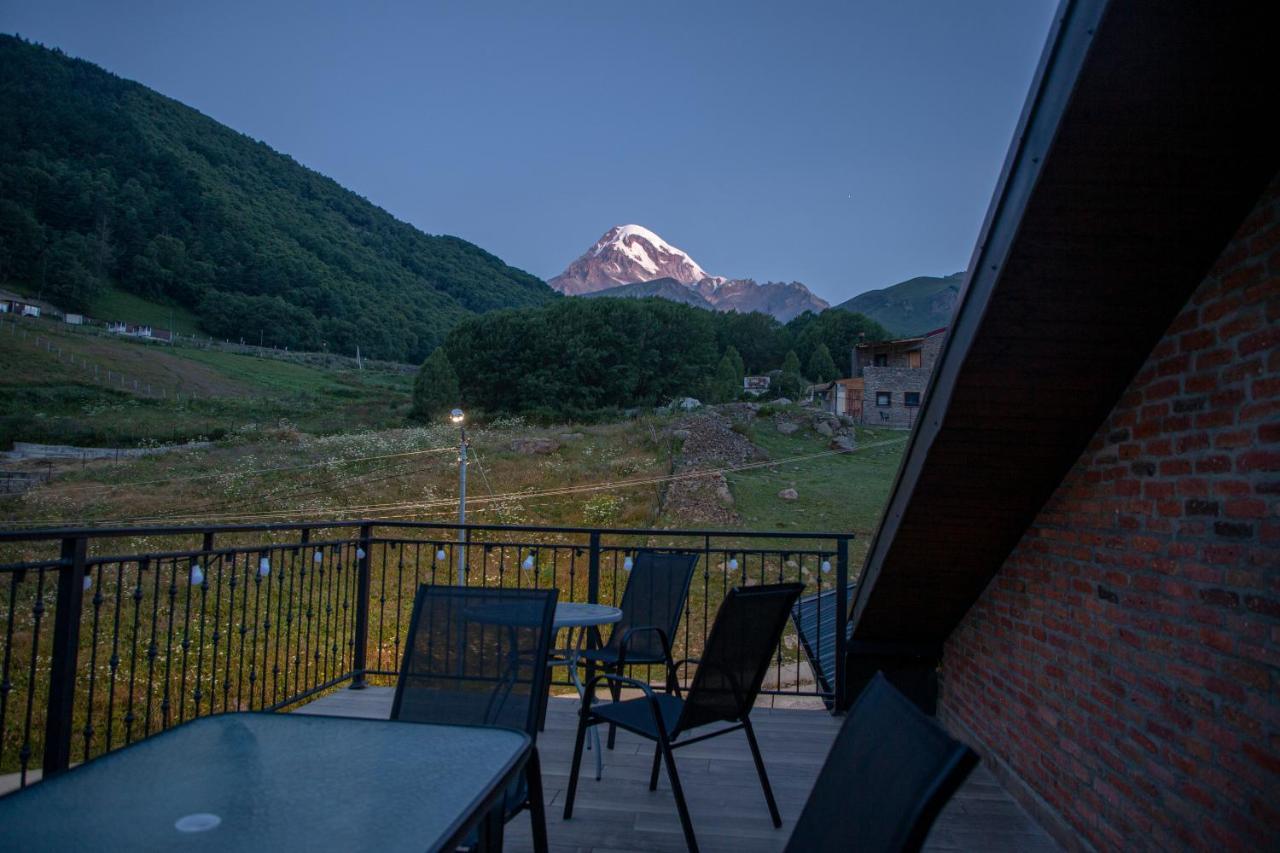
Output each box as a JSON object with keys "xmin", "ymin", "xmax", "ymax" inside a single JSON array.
[
  {"xmin": 814, "ymin": 421, "xmax": 834, "ymax": 437},
  {"xmin": 715, "ymin": 483, "xmax": 735, "ymax": 506},
  {"xmin": 558, "ymin": 432, "xmax": 585, "ymax": 441},
  {"xmin": 672, "ymin": 429, "xmax": 692, "ymax": 441},
  {"xmin": 510, "ymin": 437, "xmax": 559, "ymax": 455},
  {"xmin": 830, "ymin": 435, "xmax": 857, "ymax": 452},
  {"xmin": 774, "ymin": 397, "xmax": 792, "ymax": 406},
  {"xmin": 776, "ymin": 421, "xmax": 800, "ymax": 435},
  {"xmin": 838, "ymin": 415, "xmax": 855, "ymax": 427},
  {"xmin": 778, "ymin": 487, "xmax": 799, "ymax": 501},
  {"xmin": 677, "ymin": 397, "xmax": 702, "ymax": 411}
]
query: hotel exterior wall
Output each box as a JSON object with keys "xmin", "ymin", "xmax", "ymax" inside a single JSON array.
[{"xmin": 939, "ymin": 178, "xmax": 1279, "ymax": 850}]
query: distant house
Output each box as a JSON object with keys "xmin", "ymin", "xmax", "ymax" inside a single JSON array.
[
  {"xmin": 1, "ymin": 300, "xmax": 41, "ymax": 318},
  {"xmin": 851, "ymin": 327, "xmax": 947, "ymax": 428},
  {"xmin": 63, "ymin": 313, "xmax": 84, "ymax": 325},
  {"xmin": 807, "ymin": 377, "xmax": 863, "ymax": 419},
  {"xmin": 742, "ymin": 375, "xmax": 771, "ymax": 396}
]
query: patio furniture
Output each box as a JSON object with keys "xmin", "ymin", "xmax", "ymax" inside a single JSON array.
[
  {"xmin": 790, "ymin": 584, "xmax": 854, "ymax": 709},
  {"xmin": 392, "ymin": 585, "xmax": 558, "ymax": 853},
  {"xmin": 564, "ymin": 582, "xmax": 804, "ymax": 853},
  {"xmin": 783, "ymin": 672, "xmax": 979, "ymax": 853},
  {"xmin": 0, "ymin": 713, "xmax": 531, "ymax": 852},
  {"xmin": 546, "ymin": 601, "xmax": 624, "ymax": 780},
  {"xmin": 579, "ymin": 549, "xmax": 699, "ymax": 750}
]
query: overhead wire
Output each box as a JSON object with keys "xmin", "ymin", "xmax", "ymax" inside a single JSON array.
[{"xmin": 10, "ymin": 436, "xmax": 908, "ymax": 529}]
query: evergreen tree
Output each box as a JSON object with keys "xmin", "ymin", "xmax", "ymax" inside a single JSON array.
[
  {"xmin": 725, "ymin": 345, "xmax": 746, "ymax": 385},
  {"xmin": 711, "ymin": 353, "xmax": 739, "ymax": 403},
  {"xmin": 778, "ymin": 350, "xmax": 804, "ymax": 399},
  {"xmin": 807, "ymin": 342, "xmax": 839, "ymax": 382},
  {"xmin": 411, "ymin": 347, "xmax": 460, "ymax": 422}
]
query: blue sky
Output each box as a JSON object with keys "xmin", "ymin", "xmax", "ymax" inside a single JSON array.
[{"xmin": 2, "ymin": 1, "xmax": 1058, "ymax": 304}]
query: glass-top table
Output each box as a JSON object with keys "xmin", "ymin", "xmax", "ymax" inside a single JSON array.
[
  {"xmin": 0, "ymin": 713, "xmax": 531, "ymax": 852},
  {"xmin": 550, "ymin": 602, "xmax": 623, "ymax": 781}
]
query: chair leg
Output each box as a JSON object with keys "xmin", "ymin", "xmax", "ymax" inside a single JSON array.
[
  {"xmin": 606, "ymin": 665, "xmax": 622, "ymax": 750},
  {"xmin": 563, "ymin": 708, "xmax": 591, "ymax": 820},
  {"xmin": 525, "ymin": 747, "xmax": 549, "ymax": 853},
  {"xmin": 742, "ymin": 717, "xmax": 782, "ymax": 828},
  {"xmin": 649, "ymin": 742, "xmax": 662, "ymax": 791},
  {"xmin": 658, "ymin": 733, "xmax": 699, "ymax": 853}
]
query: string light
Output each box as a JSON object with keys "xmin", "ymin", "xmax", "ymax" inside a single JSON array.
[
  {"xmin": 258, "ymin": 556, "xmax": 270, "ymax": 577},
  {"xmin": 521, "ymin": 553, "xmax": 535, "ymax": 571},
  {"xmin": 821, "ymin": 559, "xmax": 832, "ymax": 574},
  {"xmin": 313, "ymin": 552, "xmax": 323, "ymax": 563},
  {"xmin": 623, "ymin": 556, "xmax": 633, "ymax": 571},
  {"xmin": 435, "ymin": 548, "xmax": 447, "ymax": 561},
  {"xmin": 190, "ymin": 563, "xmax": 204, "ymax": 586},
  {"xmin": 727, "ymin": 557, "xmax": 739, "ymax": 571}
]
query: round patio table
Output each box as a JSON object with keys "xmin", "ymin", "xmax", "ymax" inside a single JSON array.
[{"xmin": 550, "ymin": 602, "xmax": 623, "ymax": 781}]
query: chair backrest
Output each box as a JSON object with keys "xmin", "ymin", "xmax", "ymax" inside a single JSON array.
[
  {"xmin": 391, "ymin": 585, "xmax": 558, "ymax": 739},
  {"xmin": 604, "ymin": 550, "xmax": 699, "ymax": 660},
  {"xmin": 678, "ymin": 582, "xmax": 804, "ymax": 730},
  {"xmin": 783, "ymin": 673, "xmax": 979, "ymax": 853}
]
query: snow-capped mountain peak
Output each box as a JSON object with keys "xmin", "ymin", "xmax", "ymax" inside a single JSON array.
[
  {"xmin": 548, "ymin": 224, "xmax": 829, "ymax": 321},
  {"xmin": 551, "ymin": 225, "xmax": 710, "ymax": 294}
]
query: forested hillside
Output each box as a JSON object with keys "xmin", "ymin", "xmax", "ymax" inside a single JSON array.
[{"xmin": 0, "ymin": 35, "xmax": 554, "ymax": 361}]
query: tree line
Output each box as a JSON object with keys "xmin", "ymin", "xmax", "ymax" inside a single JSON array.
[{"xmin": 412, "ymin": 298, "xmax": 890, "ymax": 421}]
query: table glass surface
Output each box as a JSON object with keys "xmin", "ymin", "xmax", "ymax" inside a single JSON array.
[
  {"xmin": 553, "ymin": 602, "xmax": 623, "ymax": 629},
  {"xmin": 0, "ymin": 713, "xmax": 529, "ymax": 852}
]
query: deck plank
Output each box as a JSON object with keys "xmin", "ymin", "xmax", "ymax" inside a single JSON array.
[{"xmin": 298, "ymin": 687, "xmax": 1060, "ymax": 852}]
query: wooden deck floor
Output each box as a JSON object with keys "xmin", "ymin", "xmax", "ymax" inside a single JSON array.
[{"xmin": 299, "ymin": 687, "xmax": 1060, "ymax": 853}]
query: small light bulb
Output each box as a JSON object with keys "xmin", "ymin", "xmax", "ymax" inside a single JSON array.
[
  {"xmin": 83, "ymin": 575, "xmax": 93, "ymax": 591},
  {"xmin": 623, "ymin": 556, "xmax": 634, "ymax": 571},
  {"xmin": 258, "ymin": 557, "xmax": 270, "ymax": 577},
  {"xmin": 190, "ymin": 564, "xmax": 204, "ymax": 586},
  {"xmin": 313, "ymin": 552, "xmax": 323, "ymax": 563},
  {"xmin": 522, "ymin": 554, "xmax": 535, "ymax": 571},
  {"xmin": 727, "ymin": 558, "xmax": 739, "ymax": 571},
  {"xmin": 436, "ymin": 548, "xmax": 447, "ymax": 561},
  {"xmin": 356, "ymin": 548, "xmax": 366, "ymax": 559},
  {"xmin": 821, "ymin": 560, "xmax": 832, "ymax": 574}
]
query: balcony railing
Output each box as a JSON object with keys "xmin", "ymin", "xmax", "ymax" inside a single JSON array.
[{"xmin": 0, "ymin": 521, "xmax": 852, "ymax": 789}]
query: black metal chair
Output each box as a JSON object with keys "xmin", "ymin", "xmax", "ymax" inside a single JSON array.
[
  {"xmin": 564, "ymin": 582, "xmax": 804, "ymax": 853},
  {"xmin": 578, "ymin": 549, "xmax": 699, "ymax": 749},
  {"xmin": 392, "ymin": 585, "xmax": 557, "ymax": 853},
  {"xmin": 782, "ymin": 672, "xmax": 979, "ymax": 853}
]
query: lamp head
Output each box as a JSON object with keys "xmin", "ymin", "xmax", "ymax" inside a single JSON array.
[{"xmin": 449, "ymin": 408, "xmax": 465, "ymax": 424}]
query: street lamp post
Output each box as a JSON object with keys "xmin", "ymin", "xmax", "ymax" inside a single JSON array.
[{"xmin": 451, "ymin": 408, "xmax": 467, "ymax": 584}]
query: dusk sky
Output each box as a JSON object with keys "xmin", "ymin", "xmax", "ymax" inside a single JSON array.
[{"xmin": 2, "ymin": 1, "xmax": 1059, "ymax": 304}]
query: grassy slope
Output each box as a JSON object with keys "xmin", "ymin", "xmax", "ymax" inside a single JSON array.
[
  {"xmin": 726, "ymin": 418, "xmax": 905, "ymax": 565},
  {"xmin": 0, "ymin": 318, "xmax": 411, "ymax": 447},
  {"xmin": 89, "ymin": 288, "xmax": 204, "ymax": 336}
]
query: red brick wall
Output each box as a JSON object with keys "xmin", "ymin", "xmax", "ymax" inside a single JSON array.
[{"xmin": 940, "ymin": 176, "xmax": 1279, "ymax": 851}]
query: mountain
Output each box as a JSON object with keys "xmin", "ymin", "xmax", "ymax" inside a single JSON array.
[
  {"xmin": 0, "ymin": 36, "xmax": 555, "ymax": 362},
  {"xmin": 835, "ymin": 272, "xmax": 965, "ymax": 337},
  {"xmin": 582, "ymin": 277, "xmax": 716, "ymax": 310},
  {"xmin": 549, "ymin": 224, "xmax": 828, "ymax": 322}
]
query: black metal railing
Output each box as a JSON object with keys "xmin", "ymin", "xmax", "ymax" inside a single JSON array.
[{"xmin": 0, "ymin": 521, "xmax": 853, "ymax": 789}]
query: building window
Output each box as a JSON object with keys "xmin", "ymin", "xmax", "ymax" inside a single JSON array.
[
  {"xmin": 907, "ymin": 350, "xmax": 922, "ymax": 369},
  {"xmin": 904, "ymin": 391, "xmax": 921, "ymax": 407},
  {"xmin": 873, "ymin": 353, "xmax": 888, "ymax": 367},
  {"xmin": 876, "ymin": 391, "xmax": 891, "ymax": 407}
]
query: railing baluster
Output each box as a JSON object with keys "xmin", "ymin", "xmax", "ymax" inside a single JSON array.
[
  {"xmin": 351, "ymin": 524, "xmax": 372, "ymax": 689},
  {"xmin": 834, "ymin": 536, "xmax": 850, "ymax": 714},
  {"xmin": 43, "ymin": 536, "xmax": 87, "ymax": 777}
]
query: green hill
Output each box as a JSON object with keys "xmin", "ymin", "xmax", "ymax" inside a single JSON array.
[
  {"xmin": 835, "ymin": 272, "xmax": 964, "ymax": 336},
  {"xmin": 0, "ymin": 35, "xmax": 555, "ymax": 362}
]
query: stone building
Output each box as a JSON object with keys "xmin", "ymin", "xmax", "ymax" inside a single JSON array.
[{"xmin": 850, "ymin": 327, "xmax": 947, "ymax": 428}]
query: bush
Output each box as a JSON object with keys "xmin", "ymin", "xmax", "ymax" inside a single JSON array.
[{"xmin": 410, "ymin": 347, "xmax": 460, "ymax": 422}]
